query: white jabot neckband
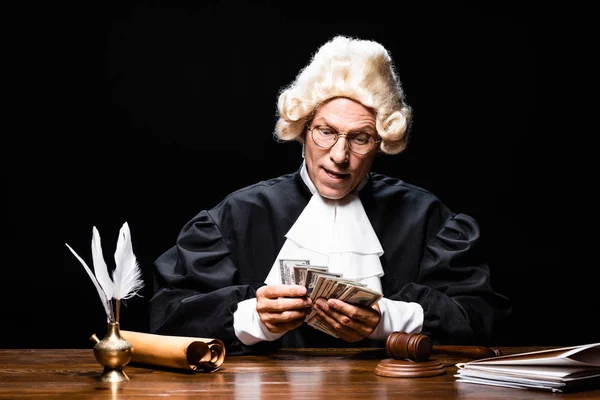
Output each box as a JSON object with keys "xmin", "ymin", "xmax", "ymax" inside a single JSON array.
[{"xmin": 264, "ymin": 161, "xmax": 384, "ymax": 288}]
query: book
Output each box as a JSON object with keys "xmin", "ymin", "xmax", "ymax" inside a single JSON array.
[{"xmin": 455, "ymin": 342, "xmax": 600, "ymax": 393}]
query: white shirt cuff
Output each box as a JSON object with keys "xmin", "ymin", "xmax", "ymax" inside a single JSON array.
[
  {"xmin": 368, "ymin": 297, "xmax": 424, "ymax": 341},
  {"xmin": 233, "ymin": 298, "xmax": 285, "ymax": 345}
]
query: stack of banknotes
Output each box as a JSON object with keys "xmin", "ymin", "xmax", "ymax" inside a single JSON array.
[{"xmin": 279, "ymin": 259, "xmax": 382, "ymax": 337}]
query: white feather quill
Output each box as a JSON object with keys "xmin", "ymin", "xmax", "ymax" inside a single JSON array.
[
  {"xmin": 91, "ymin": 226, "xmax": 114, "ymax": 300},
  {"xmin": 65, "ymin": 242, "xmax": 112, "ymax": 322},
  {"xmin": 66, "ymin": 222, "xmax": 144, "ymax": 325},
  {"xmin": 112, "ymin": 222, "xmax": 144, "ymax": 300}
]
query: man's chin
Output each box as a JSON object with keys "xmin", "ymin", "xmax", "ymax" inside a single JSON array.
[{"xmin": 315, "ymin": 184, "xmax": 350, "ymax": 200}]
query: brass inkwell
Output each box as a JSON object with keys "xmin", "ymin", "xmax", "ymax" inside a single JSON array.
[{"xmin": 89, "ymin": 299, "xmax": 133, "ymax": 382}]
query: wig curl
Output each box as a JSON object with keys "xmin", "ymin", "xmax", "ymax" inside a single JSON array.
[{"xmin": 274, "ymin": 35, "xmax": 413, "ymax": 155}]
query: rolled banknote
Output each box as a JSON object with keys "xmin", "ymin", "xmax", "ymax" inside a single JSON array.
[{"xmin": 279, "ymin": 259, "xmax": 310, "ymax": 285}]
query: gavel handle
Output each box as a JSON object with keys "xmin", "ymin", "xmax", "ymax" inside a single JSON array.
[{"xmin": 432, "ymin": 345, "xmax": 502, "ymax": 359}]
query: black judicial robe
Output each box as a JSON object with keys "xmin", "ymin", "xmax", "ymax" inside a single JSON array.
[{"xmin": 149, "ymin": 167, "xmax": 510, "ymax": 355}]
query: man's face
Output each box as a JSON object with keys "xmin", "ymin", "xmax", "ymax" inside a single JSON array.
[{"xmin": 304, "ymin": 97, "xmax": 379, "ymax": 200}]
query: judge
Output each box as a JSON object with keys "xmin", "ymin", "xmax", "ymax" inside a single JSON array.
[{"xmin": 148, "ymin": 35, "xmax": 511, "ymax": 355}]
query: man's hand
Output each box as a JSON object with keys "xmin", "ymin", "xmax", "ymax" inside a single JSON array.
[
  {"xmin": 256, "ymin": 284, "xmax": 313, "ymax": 334},
  {"xmin": 312, "ymin": 298, "xmax": 381, "ymax": 342}
]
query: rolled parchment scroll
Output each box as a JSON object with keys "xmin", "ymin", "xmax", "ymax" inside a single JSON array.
[{"xmin": 120, "ymin": 330, "xmax": 226, "ymax": 372}]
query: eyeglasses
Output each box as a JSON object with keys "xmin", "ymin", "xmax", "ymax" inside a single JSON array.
[{"xmin": 306, "ymin": 125, "xmax": 381, "ymax": 155}]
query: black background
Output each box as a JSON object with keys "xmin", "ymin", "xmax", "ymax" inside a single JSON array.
[{"xmin": 5, "ymin": 1, "xmax": 595, "ymax": 349}]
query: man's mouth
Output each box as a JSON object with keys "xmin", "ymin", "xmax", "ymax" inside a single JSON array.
[{"xmin": 324, "ymin": 168, "xmax": 349, "ymax": 180}]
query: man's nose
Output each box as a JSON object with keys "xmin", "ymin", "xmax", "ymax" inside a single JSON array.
[{"xmin": 329, "ymin": 135, "xmax": 349, "ymax": 163}]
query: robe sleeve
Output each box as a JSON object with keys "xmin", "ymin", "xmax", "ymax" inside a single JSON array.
[
  {"xmin": 389, "ymin": 213, "xmax": 510, "ymax": 345},
  {"xmin": 148, "ymin": 210, "xmax": 256, "ymax": 355}
]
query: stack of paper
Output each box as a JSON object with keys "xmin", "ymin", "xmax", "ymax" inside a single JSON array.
[{"xmin": 455, "ymin": 342, "xmax": 600, "ymax": 393}]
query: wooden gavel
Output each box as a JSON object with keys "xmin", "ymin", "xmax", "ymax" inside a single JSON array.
[{"xmin": 386, "ymin": 332, "xmax": 503, "ymax": 362}]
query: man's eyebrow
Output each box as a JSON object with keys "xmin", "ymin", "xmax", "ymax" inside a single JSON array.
[
  {"xmin": 352, "ymin": 125, "xmax": 377, "ymax": 133},
  {"xmin": 314, "ymin": 120, "xmax": 376, "ymax": 132}
]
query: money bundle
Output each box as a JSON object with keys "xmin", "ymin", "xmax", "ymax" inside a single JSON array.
[{"xmin": 278, "ymin": 259, "xmax": 383, "ymax": 338}]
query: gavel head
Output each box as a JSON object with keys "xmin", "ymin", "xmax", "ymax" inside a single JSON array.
[{"xmin": 386, "ymin": 332, "xmax": 432, "ymax": 362}]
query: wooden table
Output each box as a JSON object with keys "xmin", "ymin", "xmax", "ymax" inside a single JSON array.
[{"xmin": 1, "ymin": 348, "xmax": 599, "ymax": 399}]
